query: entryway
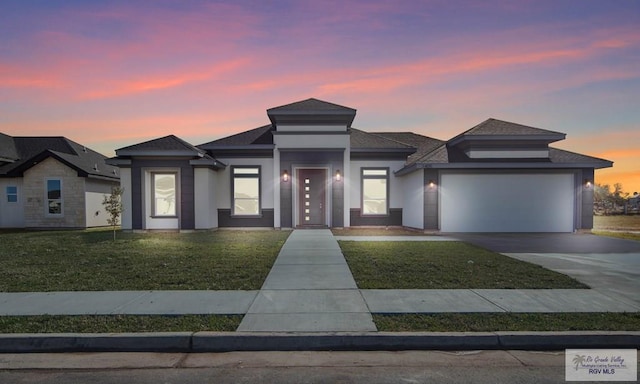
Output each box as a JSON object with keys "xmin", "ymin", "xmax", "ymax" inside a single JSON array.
[{"xmin": 297, "ymin": 169, "xmax": 327, "ymax": 227}]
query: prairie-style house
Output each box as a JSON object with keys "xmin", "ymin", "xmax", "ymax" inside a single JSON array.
[{"xmin": 107, "ymin": 98, "xmax": 612, "ymax": 232}]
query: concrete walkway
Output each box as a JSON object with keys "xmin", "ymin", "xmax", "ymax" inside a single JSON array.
[
  {"xmin": 1, "ymin": 230, "xmax": 639, "ymax": 329},
  {"xmin": 238, "ymin": 229, "xmax": 376, "ymax": 332}
]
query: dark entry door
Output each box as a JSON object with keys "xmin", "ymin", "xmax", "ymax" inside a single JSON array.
[{"xmin": 298, "ymin": 169, "xmax": 326, "ymax": 226}]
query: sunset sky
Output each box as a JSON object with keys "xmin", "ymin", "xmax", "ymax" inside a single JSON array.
[{"xmin": 1, "ymin": 1, "xmax": 639, "ymax": 194}]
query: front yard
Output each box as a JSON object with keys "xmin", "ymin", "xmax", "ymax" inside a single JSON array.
[
  {"xmin": 0, "ymin": 229, "xmax": 290, "ymax": 291},
  {"xmin": 339, "ymin": 241, "xmax": 587, "ymax": 289},
  {"xmin": 593, "ymin": 215, "xmax": 640, "ymax": 241}
]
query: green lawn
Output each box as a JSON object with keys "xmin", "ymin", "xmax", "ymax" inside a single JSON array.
[
  {"xmin": 0, "ymin": 229, "xmax": 290, "ymax": 291},
  {"xmin": 339, "ymin": 241, "xmax": 587, "ymax": 289},
  {"xmin": 374, "ymin": 313, "xmax": 640, "ymax": 332},
  {"xmin": 0, "ymin": 315, "xmax": 241, "ymax": 333}
]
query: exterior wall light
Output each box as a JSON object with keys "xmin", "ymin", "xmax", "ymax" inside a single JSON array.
[
  {"xmin": 429, "ymin": 180, "xmax": 436, "ymax": 188},
  {"xmin": 282, "ymin": 170, "xmax": 289, "ymax": 182},
  {"xmin": 335, "ymin": 170, "xmax": 341, "ymax": 181},
  {"xmin": 584, "ymin": 179, "xmax": 592, "ymax": 188}
]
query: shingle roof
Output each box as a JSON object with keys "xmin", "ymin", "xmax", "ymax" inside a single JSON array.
[
  {"xmin": 372, "ymin": 132, "xmax": 445, "ymax": 164},
  {"xmin": 197, "ymin": 125, "xmax": 273, "ymax": 148},
  {"xmin": 267, "ymin": 98, "xmax": 356, "ymax": 113},
  {"xmin": 548, "ymin": 147, "xmax": 612, "ymax": 165},
  {"xmin": 410, "ymin": 144, "xmax": 612, "ymax": 168},
  {"xmin": 462, "ymin": 118, "xmax": 565, "ymax": 136},
  {"xmin": 350, "ymin": 128, "xmax": 415, "ymax": 150},
  {"xmin": 0, "ymin": 134, "xmax": 119, "ymax": 179},
  {"xmin": 116, "ymin": 135, "xmax": 206, "ymax": 155}
]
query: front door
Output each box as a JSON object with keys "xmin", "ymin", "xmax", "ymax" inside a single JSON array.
[{"xmin": 298, "ymin": 169, "xmax": 326, "ymax": 226}]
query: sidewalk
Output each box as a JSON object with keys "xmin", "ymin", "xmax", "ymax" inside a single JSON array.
[
  {"xmin": 0, "ymin": 229, "xmax": 639, "ymax": 323},
  {"xmin": 237, "ymin": 229, "xmax": 376, "ymax": 332}
]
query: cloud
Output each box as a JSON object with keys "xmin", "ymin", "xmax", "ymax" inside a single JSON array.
[{"xmin": 80, "ymin": 58, "xmax": 251, "ymax": 99}]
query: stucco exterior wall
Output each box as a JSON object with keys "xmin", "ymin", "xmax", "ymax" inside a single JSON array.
[
  {"xmin": 215, "ymin": 157, "xmax": 275, "ymax": 210},
  {"xmin": 194, "ymin": 168, "xmax": 218, "ymax": 229},
  {"xmin": 401, "ymin": 169, "xmax": 424, "ymax": 229},
  {"xmin": 85, "ymin": 178, "xmax": 118, "ymax": 227},
  {"xmin": 23, "ymin": 157, "xmax": 86, "ymax": 228},
  {"xmin": 348, "ymin": 160, "xmax": 405, "ymax": 209}
]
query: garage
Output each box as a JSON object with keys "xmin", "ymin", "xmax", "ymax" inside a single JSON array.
[{"xmin": 440, "ymin": 173, "xmax": 575, "ymax": 232}]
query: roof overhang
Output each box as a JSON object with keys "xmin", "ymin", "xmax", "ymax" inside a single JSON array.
[
  {"xmin": 448, "ymin": 133, "xmax": 566, "ymax": 148},
  {"xmin": 396, "ymin": 159, "xmax": 613, "ymax": 176},
  {"xmin": 114, "ymin": 149, "xmax": 205, "ymax": 157},
  {"xmin": 189, "ymin": 158, "xmax": 227, "ymax": 170}
]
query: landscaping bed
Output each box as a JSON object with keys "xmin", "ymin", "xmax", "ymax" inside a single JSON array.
[
  {"xmin": 0, "ymin": 229, "xmax": 290, "ymax": 291},
  {"xmin": 339, "ymin": 241, "xmax": 587, "ymax": 289}
]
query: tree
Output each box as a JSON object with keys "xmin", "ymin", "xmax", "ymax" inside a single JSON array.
[{"xmin": 102, "ymin": 186, "xmax": 124, "ymax": 241}]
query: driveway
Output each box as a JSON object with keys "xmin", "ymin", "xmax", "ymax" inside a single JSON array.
[{"xmin": 454, "ymin": 233, "xmax": 640, "ymax": 306}]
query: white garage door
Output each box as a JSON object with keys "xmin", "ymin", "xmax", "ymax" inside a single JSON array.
[{"xmin": 441, "ymin": 173, "xmax": 575, "ymax": 232}]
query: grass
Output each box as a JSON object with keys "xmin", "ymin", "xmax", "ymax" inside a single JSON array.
[
  {"xmin": 593, "ymin": 215, "xmax": 640, "ymax": 231},
  {"xmin": 374, "ymin": 313, "xmax": 640, "ymax": 332},
  {"xmin": 0, "ymin": 315, "xmax": 241, "ymax": 333},
  {"xmin": 0, "ymin": 229, "xmax": 290, "ymax": 291},
  {"xmin": 339, "ymin": 241, "xmax": 587, "ymax": 289}
]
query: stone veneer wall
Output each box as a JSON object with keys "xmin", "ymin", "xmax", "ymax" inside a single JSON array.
[{"xmin": 23, "ymin": 157, "xmax": 86, "ymax": 228}]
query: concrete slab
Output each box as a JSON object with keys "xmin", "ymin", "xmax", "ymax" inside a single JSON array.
[
  {"xmin": 237, "ymin": 313, "xmax": 377, "ymax": 332},
  {"xmin": 261, "ymin": 264, "xmax": 358, "ymax": 290},
  {"xmin": 247, "ymin": 290, "xmax": 369, "ymax": 314},
  {"xmin": 474, "ymin": 289, "xmax": 640, "ymax": 312},
  {"xmin": 0, "ymin": 291, "xmax": 149, "ymax": 315},
  {"xmin": 274, "ymin": 249, "xmax": 347, "ymax": 265},
  {"xmin": 334, "ymin": 236, "xmax": 457, "ymax": 242},
  {"xmin": 505, "ymin": 252, "xmax": 640, "ymax": 307},
  {"xmin": 115, "ymin": 290, "xmax": 258, "ymax": 315},
  {"xmin": 361, "ymin": 289, "xmax": 505, "ymax": 313}
]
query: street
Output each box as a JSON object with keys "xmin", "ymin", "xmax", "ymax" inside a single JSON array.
[{"xmin": 0, "ymin": 350, "xmax": 611, "ymax": 384}]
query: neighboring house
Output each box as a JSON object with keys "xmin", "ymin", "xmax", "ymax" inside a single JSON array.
[
  {"xmin": 0, "ymin": 133, "xmax": 120, "ymax": 228},
  {"xmin": 107, "ymin": 98, "xmax": 612, "ymax": 233}
]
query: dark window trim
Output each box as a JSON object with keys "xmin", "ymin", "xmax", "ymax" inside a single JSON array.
[
  {"xmin": 361, "ymin": 167, "xmax": 389, "ymax": 216},
  {"xmin": 231, "ymin": 165, "xmax": 262, "ymax": 218},
  {"xmin": 151, "ymin": 172, "xmax": 179, "ymax": 218}
]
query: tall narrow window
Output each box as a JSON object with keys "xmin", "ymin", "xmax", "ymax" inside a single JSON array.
[
  {"xmin": 362, "ymin": 168, "xmax": 388, "ymax": 215},
  {"xmin": 46, "ymin": 179, "xmax": 62, "ymax": 215},
  {"xmin": 232, "ymin": 167, "xmax": 260, "ymax": 216},
  {"xmin": 152, "ymin": 173, "xmax": 177, "ymax": 217},
  {"xmin": 6, "ymin": 186, "xmax": 17, "ymax": 203}
]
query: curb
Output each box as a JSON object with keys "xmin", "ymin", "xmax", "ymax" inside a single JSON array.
[{"xmin": 1, "ymin": 331, "xmax": 639, "ymax": 353}]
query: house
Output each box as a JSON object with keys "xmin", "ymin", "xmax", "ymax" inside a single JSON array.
[
  {"xmin": 107, "ymin": 98, "xmax": 612, "ymax": 233},
  {"xmin": 0, "ymin": 133, "xmax": 120, "ymax": 228}
]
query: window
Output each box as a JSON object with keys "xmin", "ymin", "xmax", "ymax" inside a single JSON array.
[
  {"xmin": 6, "ymin": 186, "xmax": 17, "ymax": 203},
  {"xmin": 232, "ymin": 167, "xmax": 260, "ymax": 216},
  {"xmin": 46, "ymin": 179, "xmax": 62, "ymax": 215},
  {"xmin": 362, "ymin": 168, "xmax": 388, "ymax": 215},
  {"xmin": 152, "ymin": 173, "xmax": 177, "ymax": 217}
]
